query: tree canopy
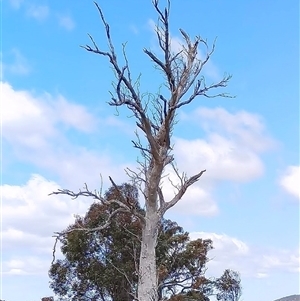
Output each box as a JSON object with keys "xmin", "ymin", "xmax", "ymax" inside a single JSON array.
[{"xmin": 50, "ymin": 184, "xmax": 241, "ymax": 301}]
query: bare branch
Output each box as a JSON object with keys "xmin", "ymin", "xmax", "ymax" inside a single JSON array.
[
  {"xmin": 122, "ymin": 224, "xmax": 142, "ymax": 242},
  {"xmin": 50, "ymin": 183, "xmax": 96, "ymax": 199},
  {"xmin": 109, "ymin": 176, "xmax": 146, "ymax": 223},
  {"xmin": 126, "ymin": 166, "xmax": 146, "ymax": 184},
  {"xmin": 51, "ymin": 206, "xmax": 128, "ymax": 264},
  {"xmin": 132, "ymin": 140, "xmax": 152, "ymax": 155},
  {"xmin": 51, "ymin": 236, "xmax": 59, "ymax": 264},
  {"xmin": 50, "ymin": 179, "xmax": 145, "ymax": 225},
  {"xmin": 160, "ymin": 169, "xmax": 206, "ymax": 216}
]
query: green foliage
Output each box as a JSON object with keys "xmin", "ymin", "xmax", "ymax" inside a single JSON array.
[
  {"xmin": 215, "ymin": 270, "xmax": 242, "ymax": 301},
  {"xmin": 49, "ymin": 183, "xmax": 241, "ymax": 301}
]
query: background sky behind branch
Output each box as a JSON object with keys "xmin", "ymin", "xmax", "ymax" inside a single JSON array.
[{"xmin": 1, "ymin": 0, "xmax": 299, "ymax": 300}]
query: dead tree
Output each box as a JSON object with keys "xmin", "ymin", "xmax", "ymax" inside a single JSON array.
[{"xmin": 50, "ymin": 1, "xmax": 232, "ymax": 301}]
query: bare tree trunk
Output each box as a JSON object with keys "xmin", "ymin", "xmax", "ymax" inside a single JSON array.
[{"xmin": 138, "ymin": 209, "xmax": 159, "ymax": 301}]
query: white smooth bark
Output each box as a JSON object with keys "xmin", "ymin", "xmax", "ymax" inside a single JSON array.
[{"xmin": 138, "ymin": 208, "xmax": 159, "ymax": 301}]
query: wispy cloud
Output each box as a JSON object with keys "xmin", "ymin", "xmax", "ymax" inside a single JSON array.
[
  {"xmin": 130, "ymin": 24, "xmax": 139, "ymax": 35},
  {"xmin": 2, "ymin": 48, "xmax": 31, "ymax": 76},
  {"xmin": 57, "ymin": 14, "xmax": 75, "ymax": 31},
  {"xmin": 190, "ymin": 231, "xmax": 300, "ymax": 278},
  {"xmin": 26, "ymin": 4, "xmax": 49, "ymax": 21}
]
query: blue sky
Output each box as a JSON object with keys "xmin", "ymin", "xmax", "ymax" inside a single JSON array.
[{"xmin": 1, "ymin": 0, "xmax": 299, "ymax": 300}]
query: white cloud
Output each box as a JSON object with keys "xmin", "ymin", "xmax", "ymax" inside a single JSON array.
[
  {"xmin": 2, "ymin": 81, "xmax": 133, "ymax": 189},
  {"xmin": 172, "ymin": 185, "xmax": 218, "ymax": 216},
  {"xmin": 37, "ymin": 147, "xmax": 129, "ymax": 189},
  {"xmin": 2, "ymin": 82, "xmax": 275, "ymax": 218},
  {"xmin": 190, "ymin": 232, "xmax": 300, "ymax": 278},
  {"xmin": 153, "ymin": 106, "xmax": 274, "ymax": 217},
  {"xmin": 174, "ymin": 135, "xmax": 264, "ymax": 182},
  {"xmin": 3, "ymin": 256, "xmax": 52, "ymax": 275},
  {"xmin": 26, "ymin": 4, "xmax": 49, "ymax": 21},
  {"xmin": 190, "ymin": 232, "xmax": 249, "ymax": 257},
  {"xmin": 58, "ymin": 14, "xmax": 75, "ymax": 31},
  {"xmin": 2, "ymin": 81, "xmax": 97, "ymax": 148},
  {"xmin": 279, "ymin": 165, "xmax": 300, "ymax": 200},
  {"xmin": 191, "ymin": 107, "xmax": 274, "ymax": 152},
  {"xmin": 1, "ymin": 172, "xmax": 138, "ymax": 276},
  {"xmin": 160, "ymin": 166, "xmax": 218, "ymax": 216},
  {"xmin": 53, "ymin": 95, "xmax": 97, "ymax": 133},
  {"xmin": 2, "ymin": 175, "xmax": 299, "ymax": 279},
  {"xmin": 1, "ymin": 174, "xmax": 91, "ymax": 275},
  {"xmin": 262, "ymin": 250, "xmax": 300, "ymax": 273},
  {"xmin": 175, "ymin": 107, "xmax": 274, "ymax": 183},
  {"xmin": 1, "ymin": 174, "xmax": 87, "ymax": 235}
]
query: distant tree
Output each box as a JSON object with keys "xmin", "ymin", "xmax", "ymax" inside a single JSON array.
[
  {"xmin": 50, "ymin": 0, "xmax": 233, "ymax": 300},
  {"xmin": 50, "ymin": 184, "xmax": 241, "ymax": 301},
  {"xmin": 215, "ymin": 270, "xmax": 242, "ymax": 301},
  {"xmin": 41, "ymin": 297, "xmax": 54, "ymax": 301}
]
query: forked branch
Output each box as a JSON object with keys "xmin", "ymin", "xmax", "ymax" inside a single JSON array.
[
  {"xmin": 159, "ymin": 169, "xmax": 206, "ymax": 216},
  {"xmin": 50, "ymin": 182, "xmax": 145, "ymax": 221}
]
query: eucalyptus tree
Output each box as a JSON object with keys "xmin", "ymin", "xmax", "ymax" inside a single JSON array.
[
  {"xmin": 50, "ymin": 184, "xmax": 241, "ymax": 301},
  {"xmin": 51, "ymin": 1, "xmax": 232, "ymax": 300}
]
